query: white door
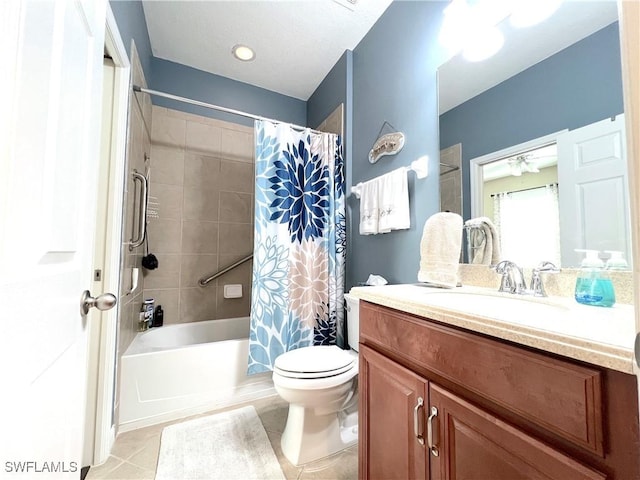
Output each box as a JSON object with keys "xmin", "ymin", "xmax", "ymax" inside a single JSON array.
[
  {"xmin": 557, "ymin": 115, "xmax": 630, "ymax": 267},
  {"xmin": 0, "ymin": 0, "xmax": 107, "ymax": 475}
]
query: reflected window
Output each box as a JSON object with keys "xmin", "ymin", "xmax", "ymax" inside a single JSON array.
[
  {"xmin": 493, "ymin": 184, "xmax": 560, "ymax": 267},
  {"xmin": 482, "ymin": 143, "xmax": 560, "ymax": 267}
]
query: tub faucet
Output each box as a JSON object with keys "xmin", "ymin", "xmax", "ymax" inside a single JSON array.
[
  {"xmin": 530, "ymin": 261, "xmax": 560, "ymax": 297},
  {"xmin": 493, "ymin": 260, "xmax": 527, "ymax": 294}
]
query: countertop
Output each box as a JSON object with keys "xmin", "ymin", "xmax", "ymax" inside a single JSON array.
[{"xmin": 349, "ymin": 284, "xmax": 637, "ymax": 374}]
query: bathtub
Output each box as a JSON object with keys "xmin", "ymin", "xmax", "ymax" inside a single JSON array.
[{"xmin": 118, "ymin": 317, "xmax": 275, "ymax": 432}]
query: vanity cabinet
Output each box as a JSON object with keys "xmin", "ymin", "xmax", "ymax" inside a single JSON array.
[
  {"xmin": 360, "ymin": 345, "xmax": 428, "ymax": 479},
  {"xmin": 358, "ymin": 301, "xmax": 640, "ymax": 480}
]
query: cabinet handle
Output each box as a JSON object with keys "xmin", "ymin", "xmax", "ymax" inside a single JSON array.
[
  {"xmin": 427, "ymin": 406, "xmax": 439, "ymax": 457},
  {"xmin": 413, "ymin": 397, "xmax": 425, "ymax": 445}
]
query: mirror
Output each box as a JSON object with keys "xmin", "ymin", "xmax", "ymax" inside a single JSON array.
[{"xmin": 438, "ymin": 1, "xmax": 630, "ymax": 268}]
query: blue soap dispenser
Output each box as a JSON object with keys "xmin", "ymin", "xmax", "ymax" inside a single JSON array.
[{"xmin": 574, "ymin": 249, "xmax": 615, "ymax": 307}]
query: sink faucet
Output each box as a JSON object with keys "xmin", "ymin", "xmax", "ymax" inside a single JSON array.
[
  {"xmin": 530, "ymin": 261, "xmax": 560, "ymax": 297},
  {"xmin": 493, "ymin": 260, "xmax": 527, "ymax": 294}
]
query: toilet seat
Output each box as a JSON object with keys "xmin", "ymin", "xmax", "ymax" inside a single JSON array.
[
  {"xmin": 273, "ymin": 361, "xmax": 358, "ymax": 390},
  {"xmin": 274, "ymin": 345, "xmax": 356, "ymax": 379}
]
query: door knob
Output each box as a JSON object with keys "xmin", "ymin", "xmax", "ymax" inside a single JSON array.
[{"xmin": 80, "ymin": 290, "xmax": 117, "ymax": 316}]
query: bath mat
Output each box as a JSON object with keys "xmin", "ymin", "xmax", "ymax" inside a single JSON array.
[{"xmin": 155, "ymin": 405, "xmax": 286, "ymax": 480}]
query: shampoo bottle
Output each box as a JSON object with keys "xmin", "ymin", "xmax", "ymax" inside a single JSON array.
[
  {"xmin": 153, "ymin": 305, "xmax": 164, "ymax": 327},
  {"xmin": 574, "ymin": 249, "xmax": 615, "ymax": 307}
]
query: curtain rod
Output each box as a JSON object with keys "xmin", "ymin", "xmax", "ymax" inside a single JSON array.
[
  {"xmin": 133, "ymin": 85, "xmax": 322, "ymax": 135},
  {"xmin": 490, "ymin": 182, "xmax": 559, "ymax": 197}
]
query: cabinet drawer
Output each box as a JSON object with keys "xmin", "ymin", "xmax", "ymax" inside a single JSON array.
[{"xmin": 360, "ymin": 302, "xmax": 604, "ymax": 455}]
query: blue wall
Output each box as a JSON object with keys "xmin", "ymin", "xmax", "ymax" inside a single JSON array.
[
  {"xmin": 307, "ymin": 50, "xmax": 354, "ymax": 233},
  {"xmin": 150, "ymin": 57, "xmax": 306, "ymax": 127},
  {"xmin": 109, "ymin": 1, "xmax": 153, "ymax": 81},
  {"xmin": 349, "ymin": 1, "xmax": 449, "ymax": 288},
  {"xmin": 307, "ymin": 51, "xmax": 350, "ymax": 129},
  {"xmin": 440, "ymin": 22, "xmax": 623, "ymax": 221}
]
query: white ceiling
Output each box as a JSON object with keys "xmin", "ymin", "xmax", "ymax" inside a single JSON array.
[
  {"xmin": 142, "ymin": 0, "xmax": 393, "ymax": 101},
  {"xmin": 438, "ymin": 1, "xmax": 619, "ymax": 114}
]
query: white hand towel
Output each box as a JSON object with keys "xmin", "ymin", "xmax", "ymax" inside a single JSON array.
[
  {"xmin": 359, "ymin": 179, "xmax": 379, "ymax": 235},
  {"xmin": 418, "ymin": 212, "xmax": 463, "ymax": 288},
  {"xmin": 378, "ymin": 168, "xmax": 410, "ymax": 233}
]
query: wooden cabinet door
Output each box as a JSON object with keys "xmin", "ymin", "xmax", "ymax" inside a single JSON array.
[
  {"xmin": 429, "ymin": 384, "xmax": 606, "ymax": 480},
  {"xmin": 359, "ymin": 345, "xmax": 428, "ymax": 480}
]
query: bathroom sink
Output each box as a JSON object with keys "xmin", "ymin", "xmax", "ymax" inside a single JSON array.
[
  {"xmin": 350, "ymin": 283, "xmax": 636, "ymax": 355},
  {"xmin": 417, "ymin": 288, "xmax": 570, "ymax": 325}
]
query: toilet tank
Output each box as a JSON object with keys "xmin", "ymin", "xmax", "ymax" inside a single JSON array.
[{"xmin": 344, "ymin": 293, "xmax": 360, "ymax": 351}]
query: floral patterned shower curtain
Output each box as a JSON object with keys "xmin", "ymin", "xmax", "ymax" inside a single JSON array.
[{"xmin": 248, "ymin": 120, "xmax": 346, "ymax": 374}]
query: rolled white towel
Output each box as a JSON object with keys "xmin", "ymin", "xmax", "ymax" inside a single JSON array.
[{"xmin": 418, "ymin": 212, "xmax": 463, "ymax": 288}]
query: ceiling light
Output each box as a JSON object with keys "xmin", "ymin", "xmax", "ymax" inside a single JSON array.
[
  {"xmin": 462, "ymin": 26, "xmax": 504, "ymax": 62},
  {"xmin": 439, "ymin": 0, "xmax": 473, "ymax": 55},
  {"xmin": 508, "ymin": 154, "xmax": 539, "ymax": 176},
  {"xmin": 232, "ymin": 44, "xmax": 255, "ymax": 62}
]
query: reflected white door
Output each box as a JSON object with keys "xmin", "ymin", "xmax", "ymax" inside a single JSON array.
[
  {"xmin": 557, "ymin": 115, "xmax": 629, "ymax": 266},
  {"xmin": 0, "ymin": 0, "xmax": 107, "ymax": 474}
]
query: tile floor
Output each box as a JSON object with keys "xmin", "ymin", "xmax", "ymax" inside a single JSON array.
[{"xmin": 86, "ymin": 395, "xmax": 358, "ymax": 480}]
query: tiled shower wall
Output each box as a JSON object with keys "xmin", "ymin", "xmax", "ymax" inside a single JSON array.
[
  {"xmin": 439, "ymin": 143, "xmax": 462, "ymax": 215},
  {"xmin": 115, "ymin": 43, "xmax": 152, "ymax": 423},
  {"xmin": 316, "ymin": 104, "xmax": 344, "ymax": 137},
  {"xmin": 143, "ymin": 106, "xmax": 255, "ymax": 325}
]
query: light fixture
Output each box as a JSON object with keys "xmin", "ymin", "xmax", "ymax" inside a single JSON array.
[
  {"xmin": 232, "ymin": 44, "xmax": 255, "ymax": 62},
  {"xmin": 439, "ymin": 0, "xmax": 563, "ymax": 62},
  {"xmin": 440, "ymin": 0, "xmax": 508, "ymax": 61},
  {"xmin": 439, "ymin": 0, "xmax": 474, "ymax": 56},
  {"xmin": 508, "ymin": 154, "xmax": 539, "ymax": 176},
  {"xmin": 462, "ymin": 26, "xmax": 504, "ymax": 62}
]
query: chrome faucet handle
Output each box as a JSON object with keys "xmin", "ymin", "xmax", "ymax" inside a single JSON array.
[
  {"xmin": 492, "ymin": 261, "xmax": 513, "ymax": 293},
  {"xmin": 509, "ymin": 263, "xmax": 527, "ymax": 294},
  {"xmin": 530, "ymin": 261, "xmax": 560, "ymax": 297},
  {"xmin": 492, "ymin": 260, "xmax": 526, "ymax": 294},
  {"xmin": 535, "ymin": 261, "xmax": 560, "ymax": 273}
]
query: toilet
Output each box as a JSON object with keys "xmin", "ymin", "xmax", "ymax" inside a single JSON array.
[{"xmin": 272, "ymin": 294, "xmax": 360, "ymax": 466}]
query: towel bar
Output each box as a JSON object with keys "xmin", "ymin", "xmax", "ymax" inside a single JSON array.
[{"xmin": 351, "ymin": 156, "xmax": 428, "ymax": 199}]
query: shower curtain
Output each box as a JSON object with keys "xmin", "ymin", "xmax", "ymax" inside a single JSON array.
[{"xmin": 248, "ymin": 120, "xmax": 345, "ymax": 374}]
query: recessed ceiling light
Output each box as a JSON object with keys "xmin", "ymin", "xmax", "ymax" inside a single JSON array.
[{"xmin": 232, "ymin": 44, "xmax": 255, "ymax": 62}]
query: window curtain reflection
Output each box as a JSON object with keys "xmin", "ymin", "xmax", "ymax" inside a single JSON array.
[{"xmin": 493, "ymin": 184, "xmax": 560, "ymax": 267}]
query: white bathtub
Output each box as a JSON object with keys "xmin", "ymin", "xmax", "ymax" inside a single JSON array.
[{"xmin": 118, "ymin": 317, "xmax": 275, "ymax": 432}]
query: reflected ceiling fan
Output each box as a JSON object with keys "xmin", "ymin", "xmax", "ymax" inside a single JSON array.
[
  {"xmin": 483, "ymin": 144, "xmax": 557, "ymax": 181},
  {"xmin": 507, "ymin": 154, "xmax": 540, "ymax": 176}
]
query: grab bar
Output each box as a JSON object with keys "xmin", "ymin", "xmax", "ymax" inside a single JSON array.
[
  {"xmin": 199, "ymin": 254, "xmax": 253, "ymax": 287},
  {"xmin": 129, "ymin": 170, "xmax": 148, "ymax": 251}
]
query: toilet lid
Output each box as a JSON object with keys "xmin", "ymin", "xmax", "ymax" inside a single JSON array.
[{"xmin": 274, "ymin": 345, "xmax": 356, "ymax": 379}]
